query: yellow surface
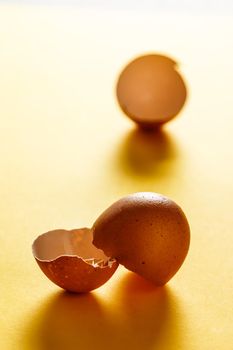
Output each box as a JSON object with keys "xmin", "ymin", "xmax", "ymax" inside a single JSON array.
[{"xmin": 0, "ymin": 4, "xmax": 233, "ymax": 350}]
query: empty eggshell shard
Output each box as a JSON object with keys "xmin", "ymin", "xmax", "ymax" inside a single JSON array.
[
  {"xmin": 92, "ymin": 192, "xmax": 190, "ymax": 286},
  {"xmin": 32, "ymin": 228, "xmax": 118, "ymax": 293},
  {"xmin": 116, "ymin": 54, "xmax": 187, "ymax": 127}
]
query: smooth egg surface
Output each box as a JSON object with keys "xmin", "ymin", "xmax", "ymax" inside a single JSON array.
[
  {"xmin": 116, "ymin": 54, "xmax": 187, "ymax": 128},
  {"xmin": 93, "ymin": 192, "xmax": 190, "ymax": 285}
]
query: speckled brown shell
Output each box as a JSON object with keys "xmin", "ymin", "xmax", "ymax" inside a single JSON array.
[
  {"xmin": 35, "ymin": 256, "xmax": 118, "ymax": 293},
  {"xmin": 116, "ymin": 54, "xmax": 187, "ymax": 128},
  {"xmin": 32, "ymin": 228, "xmax": 118, "ymax": 293},
  {"xmin": 93, "ymin": 192, "xmax": 190, "ymax": 285}
]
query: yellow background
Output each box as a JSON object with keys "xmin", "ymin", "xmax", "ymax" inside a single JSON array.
[{"xmin": 0, "ymin": 3, "xmax": 232, "ymax": 350}]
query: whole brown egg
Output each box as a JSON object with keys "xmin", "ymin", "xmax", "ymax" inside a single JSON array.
[
  {"xmin": 116, "ymin": 54, "xmax": 187, "ymax": 128},
  {"xmin": 92, "ymin": 192, "xmax": 190, "ymax": 285}
]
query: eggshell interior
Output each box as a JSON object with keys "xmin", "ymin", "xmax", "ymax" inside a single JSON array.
[
  {"xmin": 32, "ymin": 228, "xmax": 118, "ymax": 293},
  {"xmin": 116, "ymin": 54, "xmax": 187, "ymax": 127},
  {"xmin": 33, "ymin": 228, "xmax": 111, "ymax": 266}
]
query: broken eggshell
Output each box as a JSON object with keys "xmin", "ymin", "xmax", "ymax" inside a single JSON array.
[
  {"xmin": 32, "ymin": 228, "xmax": 118, "ymax": 293},
  {"xmin": 93, "ymin": 192, "xmax": 190, "ymax": 286},
  {"xmin": 116, "ymin": 54, "xmax": 187, "ymax": 128}
]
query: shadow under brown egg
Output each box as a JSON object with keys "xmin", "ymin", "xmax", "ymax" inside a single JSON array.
[
  {"xmin": 23, "ymin": 274, "xmax": 185, "ymax": 350},
  {"xmin": 109, "ymin": 272, "xmax": 184, "ymax": 350},
  {"xmin": 115, "ymin": 127, "xmax": 179, "ymax": 179}
]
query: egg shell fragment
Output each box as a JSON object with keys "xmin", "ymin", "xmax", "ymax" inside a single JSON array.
[
  {"xmin": 93, "ymin": 192, "xmax": 190, "ymax": 286},
  {"xmin": 116, "ymin": 54, "xmax": 187, "ymax": 128},
  {"xmin": 32, "ymin": 228, "xmax": 118, "ymax": 293}
]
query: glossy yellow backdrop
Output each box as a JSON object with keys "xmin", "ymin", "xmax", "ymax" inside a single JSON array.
[{"xmin": 0, "ymin": 3, "xmax": 232, "ymax": 350}]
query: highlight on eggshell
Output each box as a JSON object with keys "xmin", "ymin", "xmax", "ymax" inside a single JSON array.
[
  {"xmin": 32, "ymin": 228, "xmax": 118, "ymax": 293},
  {"xmin": 93, "ymin": 192, "xmax": 190, "ymax": 286},
  {"xmin": 116, "ymin": 54, "xmax": 187, "ymax": 128}
]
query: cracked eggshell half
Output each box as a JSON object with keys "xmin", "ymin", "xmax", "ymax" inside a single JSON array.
[
  {"xmin": 116, "ymin": 54, "xmax": 187, "ymax": 128},
  {"xmin": 92, "ymin": 192, "xmax": 190, "ymax": 286},
  {"xmin": 32, "ymin": 228, "xmax": 118, "ymax": 293}
]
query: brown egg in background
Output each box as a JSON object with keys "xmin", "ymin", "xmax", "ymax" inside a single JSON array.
[
  {"xmin": 116, "ymin": 54, "xmax": 187, "ymax": 128},
  {"xmin": 93, "ymin": 192, "xmax": 190, "ymax": 286},
  {"xmin": 32, "ymin": 228, "xmax": 118, "ymax": 293}
]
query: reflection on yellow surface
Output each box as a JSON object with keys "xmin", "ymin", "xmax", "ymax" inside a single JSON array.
[{"xmin": 116, "ymin": 127, "xmax": 178, "ymax": 178}]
